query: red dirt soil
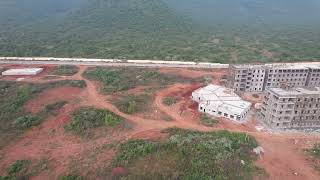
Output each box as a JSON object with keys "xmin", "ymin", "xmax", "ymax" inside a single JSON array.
[{"xmin": 24, "ymin": 86, "xmax": 83, "ymax": 114}]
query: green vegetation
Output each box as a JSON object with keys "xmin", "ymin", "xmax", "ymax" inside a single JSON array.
[
  {"xmin": 8, "ymin": 160, "xmax": 30, "ymax": 176},
  {"xmin": 50, "ymin": 65, "xmax": 79, "ymax": 76},
  {"xmin": 84, "ymin": 67, "xmax": 193, "ymax": 93},
  {"xmin": 65, "ymin": 107, "xmax": 124, "ymax": 136},
  {"xmin": 200, "ymin": 114, "xmax": 219, "ymax": 127},
  {"xmin": 312, "ymin": 143, "xmax": 320, "ymax": 157},
  {"xmin": 1, "ymin": 0, "xmax": 320, "ymax": 62},
  {"xmin": 0, "ymin": 80, "xmax": 84, "ymax": 148},
  {"xmin": 114, "ymin": 94, "xmax": 152, "ymax": 114},
  {"xmin": 112, "ymin": 128, "xmax": 263, "ymax": 179},
  {"xmin": 59, "ymin": 175, "xmax": 83, "ymax": 180},
  {"xmin": 162, "ymin": 96, "xmax": 177, "ymax": 106},
  {"xmin": 0, "ymin": 159, "xmax": 31, "ymax": 180},
  {"xmin": 14, "ymin": 101, "xmax": 66, "ymax": 129},
  {"xmin": 0, "ymin": 158, "xmax": 51, "ymax": 180}
]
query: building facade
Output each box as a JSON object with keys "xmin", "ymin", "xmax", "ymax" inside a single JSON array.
[
  {"xmin": 306, "ymin": 65, "xmax": 320, "ymax": 87},
  {"xmin": 264, "ymin": 65, "xmax": 309, "ymax": 89},
  {"xmin": 260, "ymin": 87, "xmax": 320, "ymax": 129},
  {"xmin": 230, "ymin": 65, "xmax": 266, "ymax": 92},
  {"xmin": 230, "ymin": 63, "xmax": 320, "ymax": 92},
  {"xmin": 191, "ymin": 84, "xmax": 251, "ymax": 122}
]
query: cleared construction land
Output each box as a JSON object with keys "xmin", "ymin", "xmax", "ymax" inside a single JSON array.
[{"xmin": 0, "ymin": 64, "xmax": 319, "ymax": 179}]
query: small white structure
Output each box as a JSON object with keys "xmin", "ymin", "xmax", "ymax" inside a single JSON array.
[
  {"xmin": 2, "ymin": 68, "xmax": 43, "ymax": 76},
  {"xmin": 191, "ymin": 84, "xmax": 251, "ymax": 121}
]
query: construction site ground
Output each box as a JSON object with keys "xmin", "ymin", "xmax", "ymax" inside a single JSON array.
[{"xmin": 0, "ymin": 64, "xmax": 319, "ymax": 180}]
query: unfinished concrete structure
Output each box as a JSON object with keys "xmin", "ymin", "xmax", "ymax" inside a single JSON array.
[
  {"xmin": 264, "ymin": 64, "xmax": 309, "ymax": 89},
  {"xmin": 306, "ymin": 64, "xmax": 320, "ymax": 87},
  {"xmin": 2, "ymin": 68, "xmax": 43, "ymax": 76},
  {"xmin": 230, "ymin": 63, "xmax": 320, "ymax": 91},
  {"xmin": 260, "ymin": 87, "xmax": 320, "ymax": 129},
  {"xmin": 191, "ymin": 84, "xmax": 251, "ymax": 122},
  {"xmin": 230, "ymin": 64, "xmax": 266, "ymax": 92}
]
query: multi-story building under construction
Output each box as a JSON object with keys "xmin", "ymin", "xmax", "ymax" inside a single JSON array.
[
  {"xmin": 230, "ymin": 63, "xmax": 320, "ymax": 92},
  {"xmin": 260, "ymin": 87, "xmax": 320, "ymax": 129}
]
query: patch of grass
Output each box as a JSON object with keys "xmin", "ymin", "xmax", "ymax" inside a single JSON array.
[
  {"xmin": 50, "ymin": 65, "xmax": 79, "ymax": 76},
  {"xmin": 312, "ymin": 143, "xmax": 320, "ymax": 157},
  {"xmin": 8, "ymin": 160, "xmax": 30, "ymax": 176},
  {"xmin": 0, "ymin": 80, "xmax": 83, "ymax": 148},
  {"xmin": 65, "ymin": 107, "xmax": 124, "ymax": 136},
  {"xmin": 113, "ymin": 128, "xmax": 263, "ymax": 180},
  {"xmin": 114, "ymin": 94, "xmax": 152, "ymax": 114},
  {"xmin": 0, "ymin": 159, "xmax": 31, "ymax": 180},
  {"xmin": 14, "ymin": 115, "xmax": 41, "ymax": 129},
  {"xmin": 59, "ymin": 174, "xmax": 83, "ymax": 180},
  {"xmin": 114, "ymin": 140, "xmax": 158, "ymax": 167},
  {"xmin": 83, "ymin": 67, "xmax": 196, "ymax": 93},
  {"xmin": 1, "ymin": 158, "xmax": 51, "ymax": 179},
  {"xmin": 162, "ymin": 96, "xmax": 177, "ymax": 106},
  {"xmin": 200, "ymin": 114, "xmax": 218, "ymax": 127},
  {"xmin": 201, "ymin": 75, "xmax": 213, "ymax": 85},
  {"xmin": 14, "ymin": 101, "xmax": 67, "ymax": 129}
]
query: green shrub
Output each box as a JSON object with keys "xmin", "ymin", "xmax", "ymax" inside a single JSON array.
[
  {"xmin": 83, "ymin": 67, "xmax": 194, "ymax": 93},
  {"xmin": 13, "ymin": 85, "xmax": 32, "ymax": 109},
  {"xmin": 8, "ymin": 160, "xmax": 30, "ymax": 176},
  {"xmin": 14, "ymin": 101, "xmax": 67, "ymax": 130},
  {"xmin": 51, "ymin": 65, "xmax": 79, "ymax": 76},
  {"xmin": 104, "ymin": 113, "xmax": 121, "ymax": 127},
  {"xmin": 113, "ymin": 128, "xmax": 261, "ymax": 179},
  {"xmin": 114, "ymin": 140, "xmax": 158, "ymax": 166},
  {"xmin": 162, "ymin": 96, "xmax": 177, "ymax": 106},
  {"xmin": 65, "ymin": 107, "xmax": 123, "ymax": 135},
  {"xmin": 312, "ymin": 143, "xmax": 320, "ymax": 157},
  {"xmin": 42, "ymin": 101, "xmax": 67, "ymax": 115},
  {"xmin": 200, "ymin": 114, "xmax": 218, "ymax": 127},
  {"xmin": 59, "ymin": 175, "xmax": 83, "ymax": 180},
  {"xmin": 14, "ymin": 115, "xmax": 40, "ymax": 129},
  {"xmin": 115, "ymin": 95, "xmax": 151, "ymax": 114}
]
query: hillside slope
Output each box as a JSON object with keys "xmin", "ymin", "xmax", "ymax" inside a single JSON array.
[{"xmin": 1, "ymin": 0, "xmax": 320, "ymax": 63}]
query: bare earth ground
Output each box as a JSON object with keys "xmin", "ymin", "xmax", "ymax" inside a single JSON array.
[{"xmin": 0, "ymin": 65, "xmax": 319, "ymax": 179}]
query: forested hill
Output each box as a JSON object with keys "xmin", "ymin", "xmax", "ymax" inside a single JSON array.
[{"xmin": 1, "ymin": 0, "xmax": 320, "ymax": 63}]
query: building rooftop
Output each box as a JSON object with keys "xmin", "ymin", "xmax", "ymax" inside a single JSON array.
[
  {"xmin": 193, "ymin": 84, "xmax": 251, "ymax": 115},
  {"xmin": 303, "ymin": 64, "xmax": 320, "ymax": 69},
  {"xmin": 265, "ymin": 63, "xmax": 309, "ymax": 70},
  {"xmin": 268, "ymin": 87, "xmax": 320, "ymax": 97},
  {"xmin": 231, "ymin": 64, "xmax": 265, "ymax": 69},
  {"xmin": 2, "ymin": 68, "xmax": 43, "ymax": 76}
]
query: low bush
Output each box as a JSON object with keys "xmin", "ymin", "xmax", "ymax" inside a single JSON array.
[
  {"xmin": 50, "ymin": 65, "xmax": 79, "ymax": 76},
  {"xmin": 200, "ymin": 114, "xmax": 218, "ymax": 127},
  {"xmin": 114, "ymin": 140, "xmax": 158, "ymax": 166},
  {"xmin": 65, "ymin": 107, "xmax": 123, "ymax": 135},
  {"xmin": 59, "ymin": 175, "xmax": 83, "ymax": 180},
  {"xmin": 312, "ymin": 143, "xmax": 320, "ymax": 157},
  {"xmin": 14, "ymin": 101, "xmax": 67, "ymax": 130},
  {"xmin": 113, "ymin": 128, "xmax": 262, "ymax": 179},
  {"xmin": 8, "ymin": 160, "xmax": 30, "ymax": 176},
  {"xmin": 162, "ymin": 96, "xmax": 177, "ymax": 106},
  {"xmin": 114, "ymin": 94, "xmax": 152, "ymax": 114},
  {"xmin": 83, "ymin": 67, "xmax": 196, "ymax": 93},
  {"xmin": 14, "ymin": 115, "xmax": 40, "ymax": 129}
]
